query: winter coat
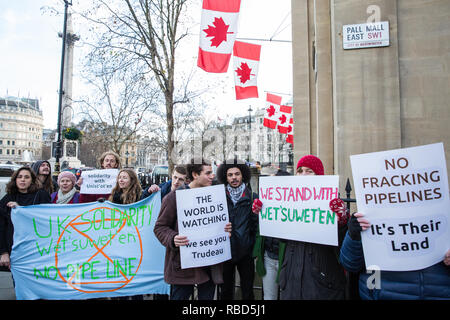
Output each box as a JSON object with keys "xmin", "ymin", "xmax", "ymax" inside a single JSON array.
[
  {"xmin": 339, "ymin": 232, "xmax": 450, "ymax": 300},
  {"xmin": 78, "ymin": 193, "xmax": 111, "ymax": 203},
  {"xmin": 141, "ymin": 180, "xmax": 172, "ymax": 201},
  {"xmin": 278, "ymin": 224, "xmax": 348, "ymax": 300},
  {"xmin": 51, "ymin": 191, "xmax": 80, "ymax": 204},
  {"xmin": 153, "ymin": 186, "xmax": 224, "ymax": 285},
  {"xmin": 225, "ymin": 186, "xmax": 258, "ymax": 262},
  {"xmin": 253, "ymin": 234, "xmax": 286, "ymax": 282},
  {"xmin": 0, "ymin": 190, "xmax": 51, "ymax": 255}
]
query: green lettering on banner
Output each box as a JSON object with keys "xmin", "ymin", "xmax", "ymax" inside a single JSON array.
[{"xmin": 33, "ymin": 265, "xmax": 58, "ymax": 280}]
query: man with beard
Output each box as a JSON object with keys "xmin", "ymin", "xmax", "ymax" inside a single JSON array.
[
  {"xmin": 216, "ymin": 159, "xmax": 258, "ymax": 300},
  {"xmin": 31, "ymin": 160, "xmax": 56, "ymax": 195}
]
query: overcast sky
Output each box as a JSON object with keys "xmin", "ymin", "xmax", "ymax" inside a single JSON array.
[{"xmin": 0, "ymin": 0, "xmax": 292, "ymax": 129}]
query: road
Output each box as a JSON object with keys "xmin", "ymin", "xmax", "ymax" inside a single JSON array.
[{"xmin": 0, "ymin": 272, "xmax": 15, "ymax": 300}]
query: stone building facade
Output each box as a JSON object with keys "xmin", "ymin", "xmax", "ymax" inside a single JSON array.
[
  {"xmin": 0, "ymin": 97, "xmax": 44, "ymax": 163},
  {"xmin": 291, "ymin": 0, "xmax": 450, "ymax": 195}
]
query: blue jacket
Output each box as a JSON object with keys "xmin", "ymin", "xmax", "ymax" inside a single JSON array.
[
  {"xmin": 340, "ymin": 232, "xmax": 450, "ymax": 300},
  {"xmin": 141, "ymin": 180, "xmax": 173, "ymax": 201}
]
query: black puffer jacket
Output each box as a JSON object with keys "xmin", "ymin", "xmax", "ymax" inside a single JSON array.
[
  {"xmin": 278, "ymin": 223, "xmax": 348, "ymax": 300},
  {"xmin": 225, "ymin": 186, "xmax": 258, "ymax": 262}
]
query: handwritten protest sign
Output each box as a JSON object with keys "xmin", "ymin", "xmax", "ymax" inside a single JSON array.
[
  {"xmin": 10, "ymin": 193, "xmax": 169, "ymax": 300},
  {"xmin": 176, "ymin": 185, "xmax": 231, "ymax": 269},
  {"xmin": 350, "ymin": 143, "xmax": 450, "ymax": 271},
  {"xmin": 80, "ymin": 169, "xmax": 118, "ymax": 194},
  {"xmin": 258, "ymin": 175, "xmax": 340, "ymax": 246}
]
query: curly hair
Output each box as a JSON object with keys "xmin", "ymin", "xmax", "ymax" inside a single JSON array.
[
  {"xmin": 98, "ymin": 150, "xmax": 122, "ymax": 169},
  {"xmin": 216, "ymin": 158, "xmax": 251, "ymax": 185},
  {"xmin": 6, "ymin": 167, "xmax": 41, "ymax": 195},
  {"xmin": 108, "ymin": 169, "xmax": 142, "ymax": 204}
]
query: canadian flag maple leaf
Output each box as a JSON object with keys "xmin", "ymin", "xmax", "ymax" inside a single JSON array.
[
  {"xmin": 267, "ymin": 105, "xmax": 276, "ymax": 117},
  {"xmin": 235, "ymin": 62, "xmax": 254, "ymax": 84},
  {"xmin": 287, "ymin": 125, "xmax": 292, "ymax": 133},
  {"xmin": 279, "ymin": 114, "xmax": 287, "ymax": 124},
  {"xmin": 203, "ymin": 17, "xmax": 233, "ymax": 48}
]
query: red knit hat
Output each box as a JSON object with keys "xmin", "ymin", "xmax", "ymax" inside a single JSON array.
[{"xmin": 296, "ymin": 155, "xmax": 324, "ymax": 175}]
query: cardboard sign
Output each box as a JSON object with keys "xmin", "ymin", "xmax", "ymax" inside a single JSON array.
[
  {"xmin": 350, "ymin": 143, "xmax": 450, "ymax": 271},
  {"xmin": 10, "ymin": 193, "xmax": 169, "ymax": 300},
  {"xmin": 80, "ymin": 169, "xmax": 118, "ymax": 194},
  {"xmin": 258, "ymin": 175, "xmax": 340, "ymax": 246},
  {"xmin": 176, "ymin": 185, "xmax": 231, "ymax": 269}
]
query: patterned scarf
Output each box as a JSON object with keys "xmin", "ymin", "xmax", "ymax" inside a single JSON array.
[
  {"xmin": 227, "ymin": 183, "xmax": 246, "ymax": 205},
  {"xmin": 56, "ymin": 188, "xmax": 77, "ymax": 204}
]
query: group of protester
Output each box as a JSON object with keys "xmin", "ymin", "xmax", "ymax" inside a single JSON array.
[{"xmin": 0, "ymin": 151, "xmax": 449, "ymax": 300}]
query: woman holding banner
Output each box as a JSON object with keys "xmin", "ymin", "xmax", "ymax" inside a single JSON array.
[
  {"xmin": 78, "ymin": 150, "xmax": 121, "ymax": 203},
  {"xmin": 51, "ymin": 171, "xmax": 80, "ymax": 204},
  {"xmin": 108, "ymin": 168, "xmax": 146, "ymax": 300},
  {"xmin": 340, "ymin": 213, "xmax": 450, "ymax": 299},
  {"xmin": 277, "ymin": 155, "xmax": 348, "ymax": 300},
  {"xmin": 109, "ymin": 169, "xmax": 143, "ymax": 204},
  {"xmin": 0, "ymin": 167, "xmax": 51, "ymax": 270}
]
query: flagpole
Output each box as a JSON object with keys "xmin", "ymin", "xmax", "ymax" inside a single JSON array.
[{"xmin": 235, "ymin": 37, "xmax": 291, "ymax": 43}]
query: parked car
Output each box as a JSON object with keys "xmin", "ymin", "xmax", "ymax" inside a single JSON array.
[
  {"xmin": 150, "ymin": 165, "xmax": 169, "ymax": 185},
  {"xmin": 0, "ymin": 164, "xmax": 21, "ymax": 198}
]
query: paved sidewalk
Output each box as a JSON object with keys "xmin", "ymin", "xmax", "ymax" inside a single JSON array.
[{"xmin": 0, "ymin": 272, "xmax": 15, "ymax": 300}]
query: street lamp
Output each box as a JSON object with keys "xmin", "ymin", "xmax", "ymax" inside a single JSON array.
[
  {"xmin": 54, "ymin": 0, "xmax": 73, "ymax": 175},
  {"xmin": 125, "ymin": 151, "xmax": 130, "ymax": 167}
]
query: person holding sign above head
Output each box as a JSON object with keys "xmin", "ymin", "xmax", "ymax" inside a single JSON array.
[
  {"xmin": 340, "ymin": 212, "xmax": 450, "ymax": 299},
  {"xmin": 154, "ymin": 158, "xmax": 232, "ymax": 300},
  {"xmin": 51, "ymin": 171, "xmax": 80, "ymax": 204},
  {"xmin": 0, "ymin": 167, "xmax": 51, "ymax": 270},
  {"xmin": 77, "ymin": 150, "xmax": 121, "ymax": 203},
  {"xmin": 142, "ymin": 165, "xmax": 187, "ymax": 200},
  {"xmin": 215, "ymin": 158, "xmax": 258, "ymax": 300},
  {"xmin": 277, "ymin": 155, "xmax": 348, "ymax": 300}
]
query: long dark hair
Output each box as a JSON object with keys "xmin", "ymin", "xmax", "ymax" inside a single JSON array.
[
  {"xmin": 108, "ymin": 169, "xmax": 142, "ymax": 204},
  {"xmin": 6, "ymin": 167, "xmax": 41, "ymax": 195}
]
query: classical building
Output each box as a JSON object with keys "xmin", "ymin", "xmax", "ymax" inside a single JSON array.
[
  {"xmin": 0, "ymin": 97, "xmax": 44, "ymax": 163},
  {"xmin": 232, "ymin": 109, "xmax": 293, "ymax": 168},
  {"xmin": 291, "ymin": 0, "xmax": 450, "ymax": 194}
]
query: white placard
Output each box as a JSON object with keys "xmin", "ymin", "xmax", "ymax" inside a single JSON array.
[
  {"xmin": 343, "ymin": 21, "xmax": 389, "ymax": 49},
  {"xmin": 258, "ymin": 175, "xmax": 340, "ymax": 246},
  {"xmin": 350, "ymin": 143, "xmax": 450, "ymax": 271},
  {"xmin": 176, "ymin": 184, "xmax": 231, "ymax": 269},
  {"xmin": 80, "ymin": 169, "xmax": 118, "ymax": 194}
]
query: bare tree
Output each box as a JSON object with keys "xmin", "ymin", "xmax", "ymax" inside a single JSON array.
[
  {"xmin": 76, "ymin": 0, "xmax": 192, "ymax": 173},
  {"xmin": 75, "ymin": 55, "xmax": 159, "ymax": 155}
]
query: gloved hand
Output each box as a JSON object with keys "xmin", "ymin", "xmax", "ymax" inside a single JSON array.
[
  {"xmin": 347, "ymin": 213, "xmax": 363, "ymax": 241},
  {"xmin": 329, "ymin": 198, "xmax": 348, "ymax": 227},
  {"xmin": 252, "ymin": 199, "xmax": 263, "ymax": 214}
]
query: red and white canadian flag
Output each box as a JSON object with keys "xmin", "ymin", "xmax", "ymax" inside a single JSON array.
[
  {"xmin": 286, "ymin": 116, "xmax": 294, "ymax": 145},
  {"xmin": 277, "ymin": 104, "xmax": 292, "ymax": 133},
  {"xmin": 263, "ymin": 93, "xmax": 283, "ymax": 129},
  {"xmin": 233, "ymin": 41, "xmax": 261, "ymax": 100},
  {"xmin": 197, "ymin": 0, "xmax": 241, "ymax": 73}
]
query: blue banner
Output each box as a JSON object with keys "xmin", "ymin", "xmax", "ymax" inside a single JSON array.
[{"xmin": 10, "ymin": 192, "xmax": 169, "ymax": 300}]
